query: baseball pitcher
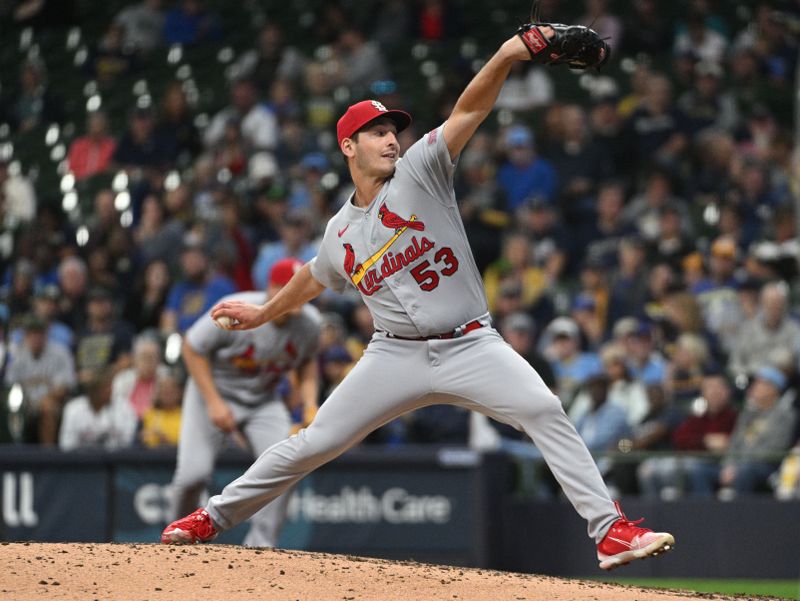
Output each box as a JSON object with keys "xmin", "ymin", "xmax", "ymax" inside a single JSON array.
[{"xmin": 163, "ymin": 19, "xmax": 675, "ymax": 569}]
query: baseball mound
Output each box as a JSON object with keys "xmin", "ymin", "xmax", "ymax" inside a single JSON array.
[{"xmin": 1, "ymin": 542, "xmax": 768, "ymax": 601}]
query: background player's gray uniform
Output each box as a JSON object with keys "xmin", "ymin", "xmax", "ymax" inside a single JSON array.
[
  {"xmin": 172, "ymin": 291, "xmax": 320, "ymax": 547},
  {"xmin": 206, "ymin": 125, "xmax": 619, "ymax": 543}
]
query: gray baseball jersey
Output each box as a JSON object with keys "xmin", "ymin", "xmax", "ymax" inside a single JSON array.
[
  {"xmin": 185, "ymin": 291, "xmax": 321, "ymax": 405},
  {"xmin": 173, "ymin": 292, "xmax": 321, "ymax": 547},
  {"xmin": 310, "ymin": 124, "xmax": 489, "ymax": 337},
  {"xmin": 204, "ymin": 126, "xmax": 620, "ymax": 548}
]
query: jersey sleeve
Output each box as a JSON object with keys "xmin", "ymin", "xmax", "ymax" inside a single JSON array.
[
  {"xmin": 397, "ymin": 123, "xmax": 458, "ymax": 206},
  {"xmin": 309, "ymin": 224, "xmax": 349, "ymax": 293}
]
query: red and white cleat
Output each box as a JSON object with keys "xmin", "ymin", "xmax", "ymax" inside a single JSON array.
[
  {"xmin": 161, "ymin": 508, "xmax": 219, "ymax": 545},
  {"xmin": 597, "ymin": 502, "xmax": 675, "ymax": 570}
]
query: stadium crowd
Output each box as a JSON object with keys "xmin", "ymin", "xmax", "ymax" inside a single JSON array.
[{"xmin": 1, "ymin": 0, "xmax": 800, "ymax": 501}]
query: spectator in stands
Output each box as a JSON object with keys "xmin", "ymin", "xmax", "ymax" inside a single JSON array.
[
  {"xmin": 622, "ymin": 73, "xmax": 687, "ymax": 173},
  {"xmin": 319, "ymin": 344, "xmax": 353, "ymax": 401},
  {"xmin": 609, "ymin": 236, "xmax": 648, "ymax": 318},
  {"xmin": 233, "ymin": 23, "xmax": 307, "ymax": 90},
  {"xmin": 623, "ymin": 169, "xmax": 688, "ymax": 243},
  {"xmin": 210, "ymin": 192, "xmax": 255, "ymax": 292},
  {"xmin": 56, "ymin": 255, "xmax": 89, "ymax": 331},
  {"xmin": 658, "ymin": 368, "xmax": 739, "ymax": 498},
  {"xmin": 496, "ymin": 125, "xmax": 557, "ymax": 211},
  {"xmin": 157, "ymin": 81, "xmax": 200, "ymax": 161},
  {"xmin": 133, "ymin": 194, "xmax": 184, "ymax": 266},
  {"xmin": 543, "ymin": 316, "xmax": 602, "ymax": 407},
  {"xmin": 111, "ymin": 334, "xmax": 165, "ymax": 420},
  {"xmin": 114, "ymin": 0, "xmax": 165, "ymax": 54},
  {"xmin": 454, "ymin": 143, "xmax": 509, "ymax": 274},
  {"xmin": 673, "ymin": 12, "xmax": 728, "ymax": 64},
  {"xmin": 517, "ymin": 196, "xmax": 570, "ymax": 282},
  {"xmin": 0, "ymin": 157, "xmax": 37, "ymax": 226},
  {"xmin": 67, "ymin": 111, "xmax": 117, "ymax": 181},
  {"xmin": 248, "ymin": 183, "xmax": 290, "ymax": 250},
  {"xmin": 139, "ymin": 369, "xmax": 184, "ymax": 447},
  {"xmin": 251, "ymin": 211, "xmax": 317, "ymax": 291},
  {"xmin": 302, "ymin": 62, "xmax": 337, "ymax": 132},
  {"xmin": 571, "ymin": 292, "xmax": 604, "ymax": 351},
  {"xmin": 500, "ymin": 312, "xmax": 555, "ymax": 391},
  {"xmin": 713, "ymin": 366, "xmax": 798, "ymax": 497},
  {"xmin": 210, "ymin": 118, "xmax": 249, "ymax": 176},
  {"xmin": 645, "ymin": 205, "xmax": 695, "ymax": 271},
  {"xmin": 10, "ymin": 58, "xmax": 63, "ymax": 133},
  {"xmin": 621, "ymin": 320, "xmax": 667, "ymax": 386},
  {"xmin": 9, "ymin": 284, "xmax": 73, "ymax": 350},
  {"xmin": 123, "ymin": 259, "xmax": 171, "ymax": 333},
  {"xmin": 87, "ymin": 22, "xmax": 139, "ymax": 88},
  {"xmin": 327, "ymin": 28, "xmax": 389, "ymax": 98},
  {"xmin": 578, "ymin": 0, "xmax": 623, "ymax": 49},
  {"xmin": 569, "ymin": 343, "xmax": 648, "ymax": 427},
  {"xmin": 483, "ymin": 232, "xmax": 547, "ymax": 317},
  {"xmin": 4, "ymin": 314, "xmax": 76, "ymax": 444},
  {"xmin": 161, "ymin": 236, "xmax": 236, "ymax": 333},
  {"xmin": 621, "ymin": 0, "xmax": 672, "ymax": 57},
  {"xmin": 691, "ymin": 236, "xmax": 744, "ymax": 355},
  {"xmin": 677, "ymin": 60, "xmax": 739, "ymax": 138},
  {"xmin": 664, "ymin": 332, "xmax": 709, "ymax": 409},
  {"xmin": 59, "ymin": 371, "xmax": 136, "ymax": 451},
  {"xmin": 74, "ymin": 287, "xmax": 134, "ymax": 386},
  {"xmin": 113, "ymin": 106, "xmax": 177, "ymax": 177},
  {"xmin": 163, "ymin": 0, "xmax": 221, "ymax": 45},
  {"xmin": 4, "ymin": 258, "xmax": 36, "ymax": 316},
  {"xmin": 619, "ymin": 383, "xmax": 683, "ymax": 495},
  {"xmin": 547, "ymin": 105, "xmax": 614, "ymax": 219},
  {"xmin": 494, "ymin": 62, "xmax": 554, "ymax": 113},
  {"xmin": 582, "ymin": 181, "xmax": 634, "ymax": 267},
  {"xmin": 729, "ymin": 281, "xmax": 800, "ymax": 379},
  {"xmin": 575, "ymin": 255, "xmax": 616, "ymax": 344},
  {"xmin": 204, "ymin": 78, "xmax": 278, "ymax": 151},
  {"xmin": 573, "ymin": 373, "xmax": 630, "ymax": 453}
]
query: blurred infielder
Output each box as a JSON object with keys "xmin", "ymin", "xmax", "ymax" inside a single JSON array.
[
  {"xmin": 164, "ymin": 18, "xmax": 675, "ymax": 569},
  {"xmin": 169, "ymin": 258, "xmax": 320, "ymax": 547}
]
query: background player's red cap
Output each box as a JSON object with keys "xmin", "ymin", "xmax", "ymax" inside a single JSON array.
[
  {"xmin": 336, "ymin": 100, "xmax": 412, "ymax": 146},
  {"xmin": 268, "ymin": 258, "xmax": 304, "ymax": 287}
]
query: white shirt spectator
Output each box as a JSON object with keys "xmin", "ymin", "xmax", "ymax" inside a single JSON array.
[
  {"xmin": 674, "ymin": 28, "xmax": 728, "ymax": 64},
  {"xmin": 495, "ymin": 67, "xmax": 554, "ymax": 112},
  {"xmin": 4, "ymin": 341, "xmax": 76, "ymax": 411},
  {"xmin": 58, "ymin": 394, "xmax": 137, "ymax": 451},
  {"xmin": 203, "ymin": 104, "xmax": 278, "ymax": 151}
]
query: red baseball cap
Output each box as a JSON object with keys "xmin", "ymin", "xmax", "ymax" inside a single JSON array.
[
  {"xmin": 268, "ymin": 258, "xmax": 304, "ymax": 287},
  {"xmin": 336, "ymin": 100, "xmax": 412, "ymax": 146}
]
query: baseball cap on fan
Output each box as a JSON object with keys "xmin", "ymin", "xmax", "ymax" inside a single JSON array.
[
  {"xmin": 336, "ymin": 100, "xmax": 412, "ymax": 146},
  {"xmin": 268, "ymin": 257, "xmax": 304, "ymax": 287}
]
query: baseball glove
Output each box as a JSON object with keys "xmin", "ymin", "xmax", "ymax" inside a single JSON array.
[{"xmin": 516, "ymin": 15, "xmax": 609, "ymax": 70}]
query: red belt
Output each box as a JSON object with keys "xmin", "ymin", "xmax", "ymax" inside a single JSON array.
[{"xmin": 383, "ymin": 320, "xmax": 485, "ymax": 341}]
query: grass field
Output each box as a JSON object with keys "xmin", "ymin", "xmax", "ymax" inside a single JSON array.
[{"xmin": 603, "ymin": 578, "xmax": 800, "ymax": 600}]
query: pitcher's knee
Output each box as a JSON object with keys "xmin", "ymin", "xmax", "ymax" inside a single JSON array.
[
  {"xmin": 277, "ymin": 427, "xmax": 350, "ymax": 472},
  {"xmin": 525, "ymin": 391, "xmax": 567, "ymax": 421}
]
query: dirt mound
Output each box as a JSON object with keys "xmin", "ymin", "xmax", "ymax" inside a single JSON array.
[{"xmin": 0, "ymin": 542, "xmax": 764, "ymax": 600}]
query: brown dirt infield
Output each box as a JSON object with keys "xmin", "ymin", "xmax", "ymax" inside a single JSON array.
[{"xmin": 0, "ymin": 542, "xmax": 773, "ymax": 600}]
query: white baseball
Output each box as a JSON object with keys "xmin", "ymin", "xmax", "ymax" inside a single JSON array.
[{"xmin": 214, "ymin": 315, "xmax": 237, "ymax": 329}]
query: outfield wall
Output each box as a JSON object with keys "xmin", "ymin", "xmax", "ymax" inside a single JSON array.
[{"xmin": 1, "ymin": 446, "xmax": 797, "ymax": 578}]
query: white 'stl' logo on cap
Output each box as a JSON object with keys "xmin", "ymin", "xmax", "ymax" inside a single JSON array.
[{"xmin": 371, "ymin": 101, "xmax": 388, "ymax": 112}]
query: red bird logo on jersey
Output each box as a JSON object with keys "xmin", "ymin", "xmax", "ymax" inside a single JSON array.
[
  {"xmin": 343, "ymin": 243, "xmax": 361, "ymax": 276},
  {"xmin": 230, "ymin": 344, "xmax": 259, "ymax": 373},
  {"xmin": 378, "ymin": 203, "xmax": 425, "ymax": 231}
]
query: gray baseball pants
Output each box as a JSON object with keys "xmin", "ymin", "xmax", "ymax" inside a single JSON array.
[
  {"xmin": 206, "ymin": 328, "xmax": 618, "ymax": 542},
  {"xmin": 172, "ymin": 379, "xmax": 292, "ymax": 547}
]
